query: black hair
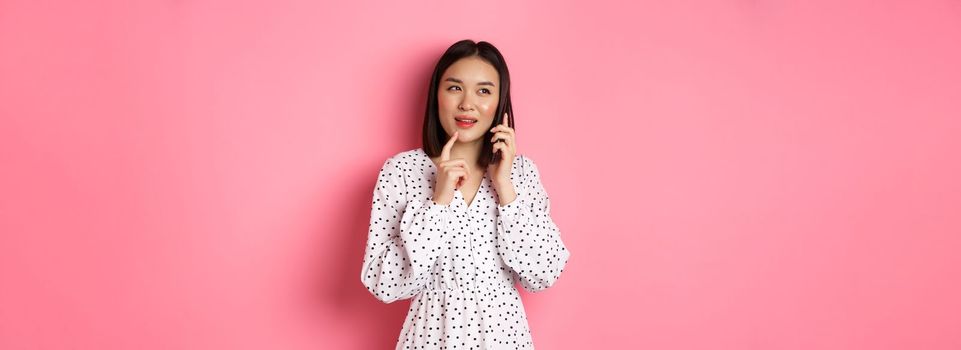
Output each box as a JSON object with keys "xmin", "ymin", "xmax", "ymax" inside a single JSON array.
[{"xmin": 421, "ymin": 39, "xmax": 514, "ymax": 168}]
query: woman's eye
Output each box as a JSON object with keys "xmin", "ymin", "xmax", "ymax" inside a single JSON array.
[
  {"xmin": 479, "ymin": 88, "xmax": 491, "ymax": 94},
  {"xmin": 448, "ymin": 86, "xmax": 461, "ymax": 91}
]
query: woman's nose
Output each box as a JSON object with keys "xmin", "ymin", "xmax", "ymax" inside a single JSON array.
[
  {"xmin": 457, "ymin": 90, "xmax": 478, "ymax": 110},
  {"xmin": 458, "ymin": 99, "xmax": 473, "ymax": 111}
]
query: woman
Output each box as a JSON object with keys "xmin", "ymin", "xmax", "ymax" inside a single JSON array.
[{"xmin": 360, "ymin": 39, "xmax": 571, "ymax": 349}]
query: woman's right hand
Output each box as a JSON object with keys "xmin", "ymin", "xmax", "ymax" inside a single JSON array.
[{"xmin": 432, "ymin": 131, "xmax": 470, "ymax": 205}]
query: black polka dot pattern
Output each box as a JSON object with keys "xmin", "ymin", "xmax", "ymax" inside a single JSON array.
[{"xmin": 361, "ymin": 148, "xmax": 571, "ymax": 349}]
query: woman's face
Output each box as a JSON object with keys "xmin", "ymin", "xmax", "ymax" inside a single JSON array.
[{"xmin": 437, "ymin": 56, "xmax": 500, "ymax": 144}]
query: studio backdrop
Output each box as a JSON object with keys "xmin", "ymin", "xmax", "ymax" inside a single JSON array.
[{"xmin": 1, "ymin": 0, "xmax": 960, "ymax": 349}]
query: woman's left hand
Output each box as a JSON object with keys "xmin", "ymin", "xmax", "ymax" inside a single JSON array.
[{"xmin": 489, "ymin": 113, "xmax": 516, "ymax": 193}]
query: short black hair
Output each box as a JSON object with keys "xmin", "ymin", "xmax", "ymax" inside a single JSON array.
[{"xmin": 422, "ymin": 39, "xmax": 514, "ymax": 168}]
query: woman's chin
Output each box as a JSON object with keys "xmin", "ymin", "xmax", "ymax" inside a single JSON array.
[{"xmin": 452, "ymin": 134, "xmax": 480, "ymax": 144}]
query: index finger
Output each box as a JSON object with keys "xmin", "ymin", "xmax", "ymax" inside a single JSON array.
[
  {"xmin": 502, "ymin": 113, "xmax": 510, "ymax": 128},
  {"xmin": 441, "ymin": 131, "xmax": 458, "ymax": 161}
]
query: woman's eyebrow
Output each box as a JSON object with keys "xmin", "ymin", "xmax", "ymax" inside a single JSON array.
[{"xmin": 444, "ymin": 77, "xmax": 496, "ymax": 87}]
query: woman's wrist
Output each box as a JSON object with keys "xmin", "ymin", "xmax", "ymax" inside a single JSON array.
[
  {"xmin": 432, "ymin": 190, "xmax": 454, "ymax": 205},
  {"xmin": 494, "ymin": 181, "xmax": 516, "ymax": 205}
]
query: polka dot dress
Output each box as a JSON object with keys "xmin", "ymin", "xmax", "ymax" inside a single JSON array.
[{"xmin": 361, "ymin": 148, "xmax": 571, "ymax": 349}]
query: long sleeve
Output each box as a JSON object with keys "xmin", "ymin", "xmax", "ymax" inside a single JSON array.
[
  {"xmin": 361, "ymin": 158, "xmax": 451, "ymax": 303},
  {"xmin": 495, "ymin": 156, "xmax": 571, "ymax": 293}
]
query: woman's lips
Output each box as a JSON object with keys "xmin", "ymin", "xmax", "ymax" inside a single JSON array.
[{"xmin": 455, "ymin": 116, "xmax": 477, "ymax": 128}]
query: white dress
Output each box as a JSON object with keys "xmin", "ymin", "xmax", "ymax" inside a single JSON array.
[{"xmin": 361, "ymin": 148, "xmax": 571, "ymax": 349}]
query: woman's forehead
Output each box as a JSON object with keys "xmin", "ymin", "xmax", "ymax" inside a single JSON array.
[{"xmin": 443, "ymin": 57, "xmax": 498, "ymax": 83}]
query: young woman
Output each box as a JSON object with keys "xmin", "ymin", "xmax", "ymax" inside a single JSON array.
[{"xmin": 361, "ymin": 39, "xmax": 571, "ymax": 349}]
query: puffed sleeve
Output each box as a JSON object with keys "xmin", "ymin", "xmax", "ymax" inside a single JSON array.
[
  {"xmin": 361, "ymin": 157, "xmax": 451, "ymax": 303},
  {"xmin": 496, "ymin": 156, "xmax": 571, "ymax": 292}
]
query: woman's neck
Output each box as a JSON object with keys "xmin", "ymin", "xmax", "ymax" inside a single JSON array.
[{"xmin": 446, "ymin": 137, "xmax": 483, "ymax": 170}]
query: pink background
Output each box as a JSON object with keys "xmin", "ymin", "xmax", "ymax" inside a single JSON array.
[{"xmin": 2, "ymin": 0, "xmax": 960, "ymax": 349}]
